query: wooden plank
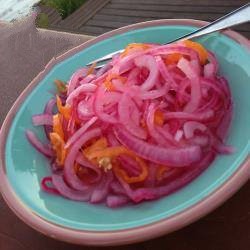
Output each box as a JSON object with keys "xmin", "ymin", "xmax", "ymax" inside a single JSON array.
[
  {"xmin": 48, "ymin": 11, "xmax": 62, "ymax": 25},
  {"xmin": 108, "ymin": 3, "xmax": 236, "ymax": 13},
  {"xmin": 61, "ymin": 0, "xmax": 110, "ymax": 29},
  {"xmin": 73, "ymin": 0, "xmax": 110, "ymax": 29},
  {"xmin": 86, "ymin": 19, "xmax": 130, "ymax": 29},
  {"xmin": 51, "ymin": 16, "xmax": 63, "ymax": 26},
  {"xmin": 112, "ymin": 0, "xmax": 248, "ymax": 7},
  {"xmin": 93, "ymin": 14, "xmax": 154, "ymax": 23},
  {"xmin": 235, "ymin": 23, "xmax": 250, "ymax": 32},
  {"xmin": 79, "ymin": 25, "xmax": 112, "ymax": 35},
  {"xmin": 50, "ymin": 15, "xmax": 62, "ymax": 26},
  {"xmin": 59, "ymin": 0, "xmax": 100, "ymax": 27},
  {"xmin": 38, "ymin": 6, "xmax": 62, "ymax": 26},
  {"xmin": 39, "ymin": 5, "xmax": 55, "ymax": 17},
  {"xmin": 46, "ymin": 9, "xmax": 57, "ymax": 18},
  {"xmin": 92, "ymin": 14, "xmax": 250, "ymax": 32},
  {"xmin": 45, "ymin": 25, "xmax": 94, "ymax": 37},
  {"xmin": 234, "ymin": 31, "xmax": 250, "ymax": 38},
  {"xmin": 99, "ymin": 7, "xmax": 222, "ymax": 21},
  {"xmin": 47, "ymin": 0, "xmax": 250, "ymax": 38},
  {"xmin": 45, "ymin": 25, "xmax": 93, "ymax": 36}
]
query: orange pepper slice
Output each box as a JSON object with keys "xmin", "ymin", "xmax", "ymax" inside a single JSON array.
[
  {"xmin": 156, "ymin": 165, "xmax": 170, "ymax": 181},
  {"xmin": 121, "ymin": 43, "xmax": 150, "ymax": 58},
  {"xmin": 52, "ymin": 114, "xmax": 64, "ymax": 141},
  {"xmin": 113, "ymin": 157, "xmax": 148, "ymax": 184},
  {"xmin": 54, "ymin": 79, "xmax": 67, "ymax": 94},
  {"xmin": 83, "ymin": 137, "xmax": 108, "ymax": 156},
  {"xmin": 164, "ymin": 53, "xmax": 183, "ymax": 65},
  {"xmin": 183, "ymin": 40, "xmax": 208, "ymax": 65},
  {"xmin": 164, "ymin": 40, "xmax": 208, "ymax": 65},
  {"xmin": 88, "ymin": 146, "xmax": 148, "ymax": 184},
  {"xmin": 87, "ymin": 62, "xmax": 97, "ymax": 75},
  {"xmin": 49, "ymin": 132, "xmax": 66, "ymax": 166},
  {"xmin": 154, "ymin": 109, "xmax": 164, "ymax": 126},
  {"xmin": 114, "ymin": 75, "xmax": 127, "ymax": 83},
  {"xmin": 104, "ymin": 80, "xmax": 116, "ymax": 91},
  {"xmin": 104, "ymin": 74, "xmax": 127, "ymax": 91},
  {"xmin": 56, "ymin": 95, "xmax": 71, "ymax": 120},
  {"xmin": 87, "ymin": 146, "xmax": 128, "ymax": 160}
]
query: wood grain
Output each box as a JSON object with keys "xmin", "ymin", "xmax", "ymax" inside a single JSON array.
[{"xmin": 47, "ymin": 0, "xmax": 250, "ymax": 38}]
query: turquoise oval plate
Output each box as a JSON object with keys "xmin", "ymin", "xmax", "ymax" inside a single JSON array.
[{"xmin": 0, "ymin": 20, "xmax": 250, "ymax": 246}]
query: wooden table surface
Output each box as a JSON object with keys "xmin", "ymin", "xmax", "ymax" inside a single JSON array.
[
  {"xmin": 0, "ymin": 14, "xmax": 250, "ymax": 250},
  {"xmin": 44, "ymin": 0, "xmax": 250, "ymax": 38}
]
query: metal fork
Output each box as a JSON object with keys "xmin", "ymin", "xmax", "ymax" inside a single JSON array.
[{"xmin": 86, "ymin": 3, "xmax": 250, "ymax": 68}]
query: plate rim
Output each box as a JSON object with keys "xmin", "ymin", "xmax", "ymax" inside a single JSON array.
[{"xmin": 0, "ymin": 19, "xmax": 250, "ymax": 246}]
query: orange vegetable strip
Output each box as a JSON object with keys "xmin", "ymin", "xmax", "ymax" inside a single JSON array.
[
  {"xmin": 87, "ymin": 62, "xmax": 97, "ymax": 75},
  {"xmin": 52, "ymin": 114, "xmax": 64, "ymax": 141},
  {"xmin": 154, "ymin": 109, "xmax": 164, "ymax": 126},
  {"xmin": 49, "ymin": 132, "xmax": 66, "ymax": 166},
  {"xmin": 156, "ymin": 165, "xmax": 170, "ymax": 181},
  {"xmin": 88, "ymin": 146, "xmax": 148, "ymax": 183},
  {"xmin": 83, "ymin": 137, "xmax": 108, "ymax": 156},
  {"xmin": 184, "ymin": 40, "xmax": 208, "ymax": 65},
  {"xmin": 56, "ymin": 95, "xmax": 71, "ymax": 120}
]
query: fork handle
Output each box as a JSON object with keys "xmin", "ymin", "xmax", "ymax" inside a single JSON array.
[{"xmin": 169, "ymin": 3, "xmax": 250, "ymax": 43}]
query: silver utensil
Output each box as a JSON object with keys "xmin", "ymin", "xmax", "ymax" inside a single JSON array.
[{"xmin": 87, "ymin": 3, "xmax": 250, "ymax": 68}]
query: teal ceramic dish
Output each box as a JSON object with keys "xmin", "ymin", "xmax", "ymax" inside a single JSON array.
[{"xmin": 0, "ymin": 20, "xmax": 250, "ymax": 246}]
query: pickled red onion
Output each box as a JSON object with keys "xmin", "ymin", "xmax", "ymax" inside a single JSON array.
[{"xmin": 26, "ymin": 41, "xmax": 233, "ymax": 208}]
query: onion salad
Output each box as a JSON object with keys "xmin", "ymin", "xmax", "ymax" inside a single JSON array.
[{"xmin": 26, "ymin": 40, "xmax": 234, "ymax": 208}]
